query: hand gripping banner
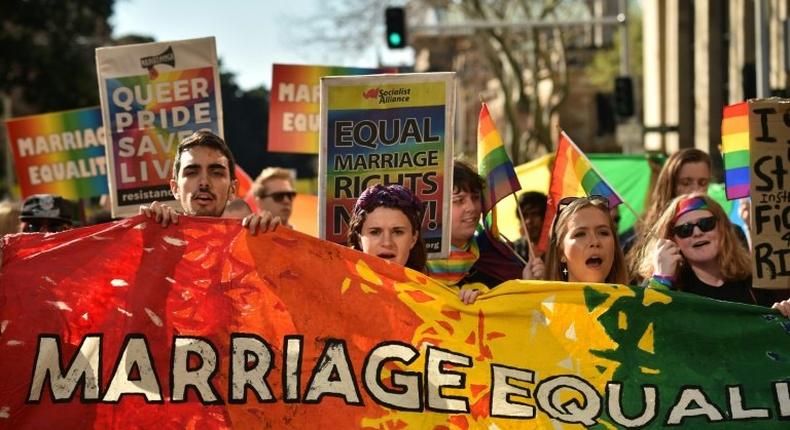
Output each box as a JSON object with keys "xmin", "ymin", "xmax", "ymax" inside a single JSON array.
[{"xmin": 1, "ymin": 217, "xmax": 789, "ymax": 428}]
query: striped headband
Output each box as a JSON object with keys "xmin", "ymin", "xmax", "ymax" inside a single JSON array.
[{"xmin": 673, "ymin": 196, "xmax": 709, "ymax": 223}]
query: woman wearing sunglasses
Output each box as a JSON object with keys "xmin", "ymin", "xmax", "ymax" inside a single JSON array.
[
  {"xmin": 545, "ymin": 196, "xmax": 629, "ymax": 284},
  {"xmin": 635, "ymin": 194, "xmax": 790, "ymax": 316},
  {"xmin": 347, "ymin": 184, "xmax": 427, "ymax": 272}
]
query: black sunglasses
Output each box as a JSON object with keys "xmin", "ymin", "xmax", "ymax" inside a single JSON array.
[
  {"xmin": 22, "ymin": 221, "xmax": 69, "ymax": 233},
  {"xmin": 260, "ymin": 191, "xmax": 296, "ymax": 202},
  {"xmin": 672, "ymin": 216, "xmax": 717, "ymax": 239}
]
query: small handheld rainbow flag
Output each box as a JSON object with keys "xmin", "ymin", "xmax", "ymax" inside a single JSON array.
[
  {"xmin": 721, "ymin": 102, "xmax": 750, "ymax": 200},
  {"xmin": 536, "ymin": 130, "xmax": 624, "ymax": 252},
  {"xmin": 477, "ymin": 103, "xmax": 522, "ymax": 213}
]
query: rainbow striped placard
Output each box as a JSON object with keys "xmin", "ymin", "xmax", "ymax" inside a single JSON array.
[
  {"xmin": 477, "ymin": 103, "xmax": 521, "ymax": 213},
  {"xmin": 319, "ymin": 73, "xmax": 455, "ymax": 258},
  {"xmin": 96, "ymin": 37, "xmax": 223, "ymax": 217},
  {"xmin": 4, "ymin": 107, "xmax": 108, "ymax": 199},
  {"xmin": 268, "ymin": 64, "xmax": 397, "ymax": 154},
  {"xmin": 721, "ymin": 102, "xmax": 750, "ymax": 200},
  {"xmin": 537, "ymin": 130, "xmax": 623, "ymax": 252}
]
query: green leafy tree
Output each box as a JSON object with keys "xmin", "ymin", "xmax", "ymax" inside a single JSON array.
[{"xmin": 0, "ymin": 0, "xmax": 114, "ymax": 115}]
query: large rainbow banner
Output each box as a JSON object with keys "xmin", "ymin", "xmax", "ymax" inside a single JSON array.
[
  {"xmin": 4, "ymin": 107, "xmax": 107, "ymax": 199},
  {"xmin": 268, "ymin": 64, "xmax": 397, "ymax": 154},
  {"xmin": 1, "ymin": 217, "xmax": 789, "ymax": 428},
  {"xmin": 319, "ymin": 73, "xmax": 455, "ymax": 258},
  {"xmin": 96, "ymin": 37, "xmax": 223, "ymax": 217}
]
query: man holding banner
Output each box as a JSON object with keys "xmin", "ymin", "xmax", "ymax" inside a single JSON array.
[{"xmin": 140, "ymin": 131, "xmax": 279, "ymax": 234}]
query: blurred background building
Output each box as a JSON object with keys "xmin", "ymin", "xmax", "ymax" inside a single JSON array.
[{"xmin": 642, "ymin": 0, "xmax": 789, "ymax": 177}]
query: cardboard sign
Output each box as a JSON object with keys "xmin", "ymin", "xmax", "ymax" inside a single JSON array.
[
  {"xmin": 96, "ymin": 37, "xmax": 223, "ymax": 217},
  {"xmin": 4, "ymin": 107, "xmax": 107, "ymax": 199},
  {"xmin": 748, "ymin": 98, "xmax": 790, "ymax": 289},
  {"xmin": 318, "ymin": 73, "xmax": 455, "ymax": 258},
  {"xmin": 267, "ymin": 64, "xmax": 397, "ymax": 154}
]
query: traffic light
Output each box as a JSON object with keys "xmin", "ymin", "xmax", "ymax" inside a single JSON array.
[
  {"xmin": 385, "ymin": 7, "xmax": 407, "ymax": 49},
  {"xmin": 614, "ymin": 76, "xmax": 635, "ymax": 118}
]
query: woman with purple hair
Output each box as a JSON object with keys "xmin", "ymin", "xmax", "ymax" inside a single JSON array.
[{"xmin": 348, "ymin": 184, "xmax": 427, "ymax": 272}]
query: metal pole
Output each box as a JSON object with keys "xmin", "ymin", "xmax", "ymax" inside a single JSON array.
[
  {"xmin": 410, "ymin": 16, "xmax": 623, "ymax": 37},
  {"xmin": 755, "ymin": 0, "xmax": 770, "ymax": 97},
  {"xmin": 619, "ymin": 0, "xmax": 629, "ymax": 76},
  {"xmin": 2, "ymin": 93, "xmax": 13, "ymax": 199}
]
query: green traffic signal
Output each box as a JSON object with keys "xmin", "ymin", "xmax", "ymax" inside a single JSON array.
[
  {"xmin": 385, "ymin": 7, "xmax": 406, "ymax": 49},
  {"xmin": 388, "ymin": 32, "xmax": 402, "ymax": 47}
]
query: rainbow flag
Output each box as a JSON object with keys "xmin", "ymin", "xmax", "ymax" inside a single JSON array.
[
  {"xmin": 537, "ymin": 130, "xmax": 623, "ymax": 252},
  {"xmin": 477, "ymin": 103, "xmax": 521, "ymax": 213},
  {"xmin": 721, "ymin": 102, "xmax": 751, "ymax": 200}
]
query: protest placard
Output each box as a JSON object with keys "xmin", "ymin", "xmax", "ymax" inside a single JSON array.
[
  {"xmin": 748, "ymin": 98, "xmax": 790, "ymax": 289},
  {"xmin": 4, "ymin": 107, "xmax": 107, "ymax": 199},
  {"xmin": 268, "ymin": 64, "xmax": 398, "ymax": 154},
  {"xmin": 318, "ymin": 72, "xmax": 455, "ymax": 258},
  {"xmin": 96, "ymin": 37, "xmax": 223, "ymax": 217},
  {"xmin": 1, "ymin": 217, "xmax": 789, "ymax": 428}
]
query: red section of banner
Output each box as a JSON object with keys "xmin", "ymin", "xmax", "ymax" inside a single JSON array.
[{"xmin": 0, "ymin": 216, "xmax": 430, "ymax": 428}]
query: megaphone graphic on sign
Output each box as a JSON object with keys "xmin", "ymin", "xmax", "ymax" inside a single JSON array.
[{"xmin": 140, "ymin": 46, "xmax": 176, "ymax": 80}]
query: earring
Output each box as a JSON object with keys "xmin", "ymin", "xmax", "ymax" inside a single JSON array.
[{"xmin": 561, "ymin": 264, "xmax": 569, "ymax": 281}]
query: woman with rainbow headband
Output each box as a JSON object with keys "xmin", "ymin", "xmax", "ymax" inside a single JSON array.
[
  {"xmin": 634, "ymin": 193, "xmax": 790, "ymax": 316},
  {"xmin": 626, "ymin": 149, "xmax": 713, "ymax": 267},
  {"xmin": 347, "ymin": 184, "xmax": 427, "ymax": 272}
]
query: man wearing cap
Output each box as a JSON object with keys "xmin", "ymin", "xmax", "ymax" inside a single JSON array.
[
  {"xmin": 19, "ymin": 194, "xmax": 76, "ymax": 233},
  {"xmin": 140, "ymin": 131, "xmax": 279, "ymax": 234},
  {"xmin": 252, "ymin": 167, "xmax": 296, "ymax": 227}
]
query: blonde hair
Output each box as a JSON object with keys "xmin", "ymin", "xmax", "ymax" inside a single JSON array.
[
  {"xmin": 545, "ymin": 198, "xmax": 628, "ymax": 284},
  {"xmin": 633, "ymin": 193, "xmax": 751, "ymax": 286},
  {"xmin": 252, "ymin": 167, "xmax": 294, "ymax": 198}
]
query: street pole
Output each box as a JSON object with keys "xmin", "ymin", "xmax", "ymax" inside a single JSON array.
[
  {"xmin": 410, "ymin": 16, "xmax": 623, "ymax": 37},
  {"xmin": 755, "ymin": 0, "xmax": 770, "ymax": 98},
  {"xmin": 619, "ymin": 0, "xmax": 629, "ymax": 76},
  {"xmin": 2, "ymin": 93, "xmax": 13, "ymax": 199}
]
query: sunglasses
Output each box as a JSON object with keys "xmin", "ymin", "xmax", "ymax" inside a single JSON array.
[
  {"xmin": 557, "ymin": 195, "xmax": 610, "ymax": 211},
  {"xmin": 672, "ymin": 216, "xmax": 717, "ymax": 239},
  {"xmin": 22, "ymin": 222, "xmax": 69, "ymax": 233},
  {"xmin": 261, "ymin": 191, "xmax": 296, "ymax": 202},
  {"xmin": 550, "ymin": 195, "xmax": 611, "ymax": 241}
]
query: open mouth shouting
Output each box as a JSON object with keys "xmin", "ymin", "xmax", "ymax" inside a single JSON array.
[
  {"xmin": 377, "ymin": 252, "xmax": 397, "ymax": 261},
  {"xmin": 586, "ymin": 256, "xmax": 604, "ymax": 268}
]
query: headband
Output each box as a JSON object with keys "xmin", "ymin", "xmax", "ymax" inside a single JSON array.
[{"xmin": 673, "ymin": 196, "xmax": 709, "ymax": 223}]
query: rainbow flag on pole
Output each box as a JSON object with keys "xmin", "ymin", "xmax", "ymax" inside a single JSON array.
[
  {"xmin": 721, "ymin": 102, "xmax": 751, "ymax": 200},
  {"xmin": 477, "ymin": 103, "xmax": 521, "ymax": 213},
  {"xmin": 537, "ymin": 130, "xmax": 624, "ymax": 252}
]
